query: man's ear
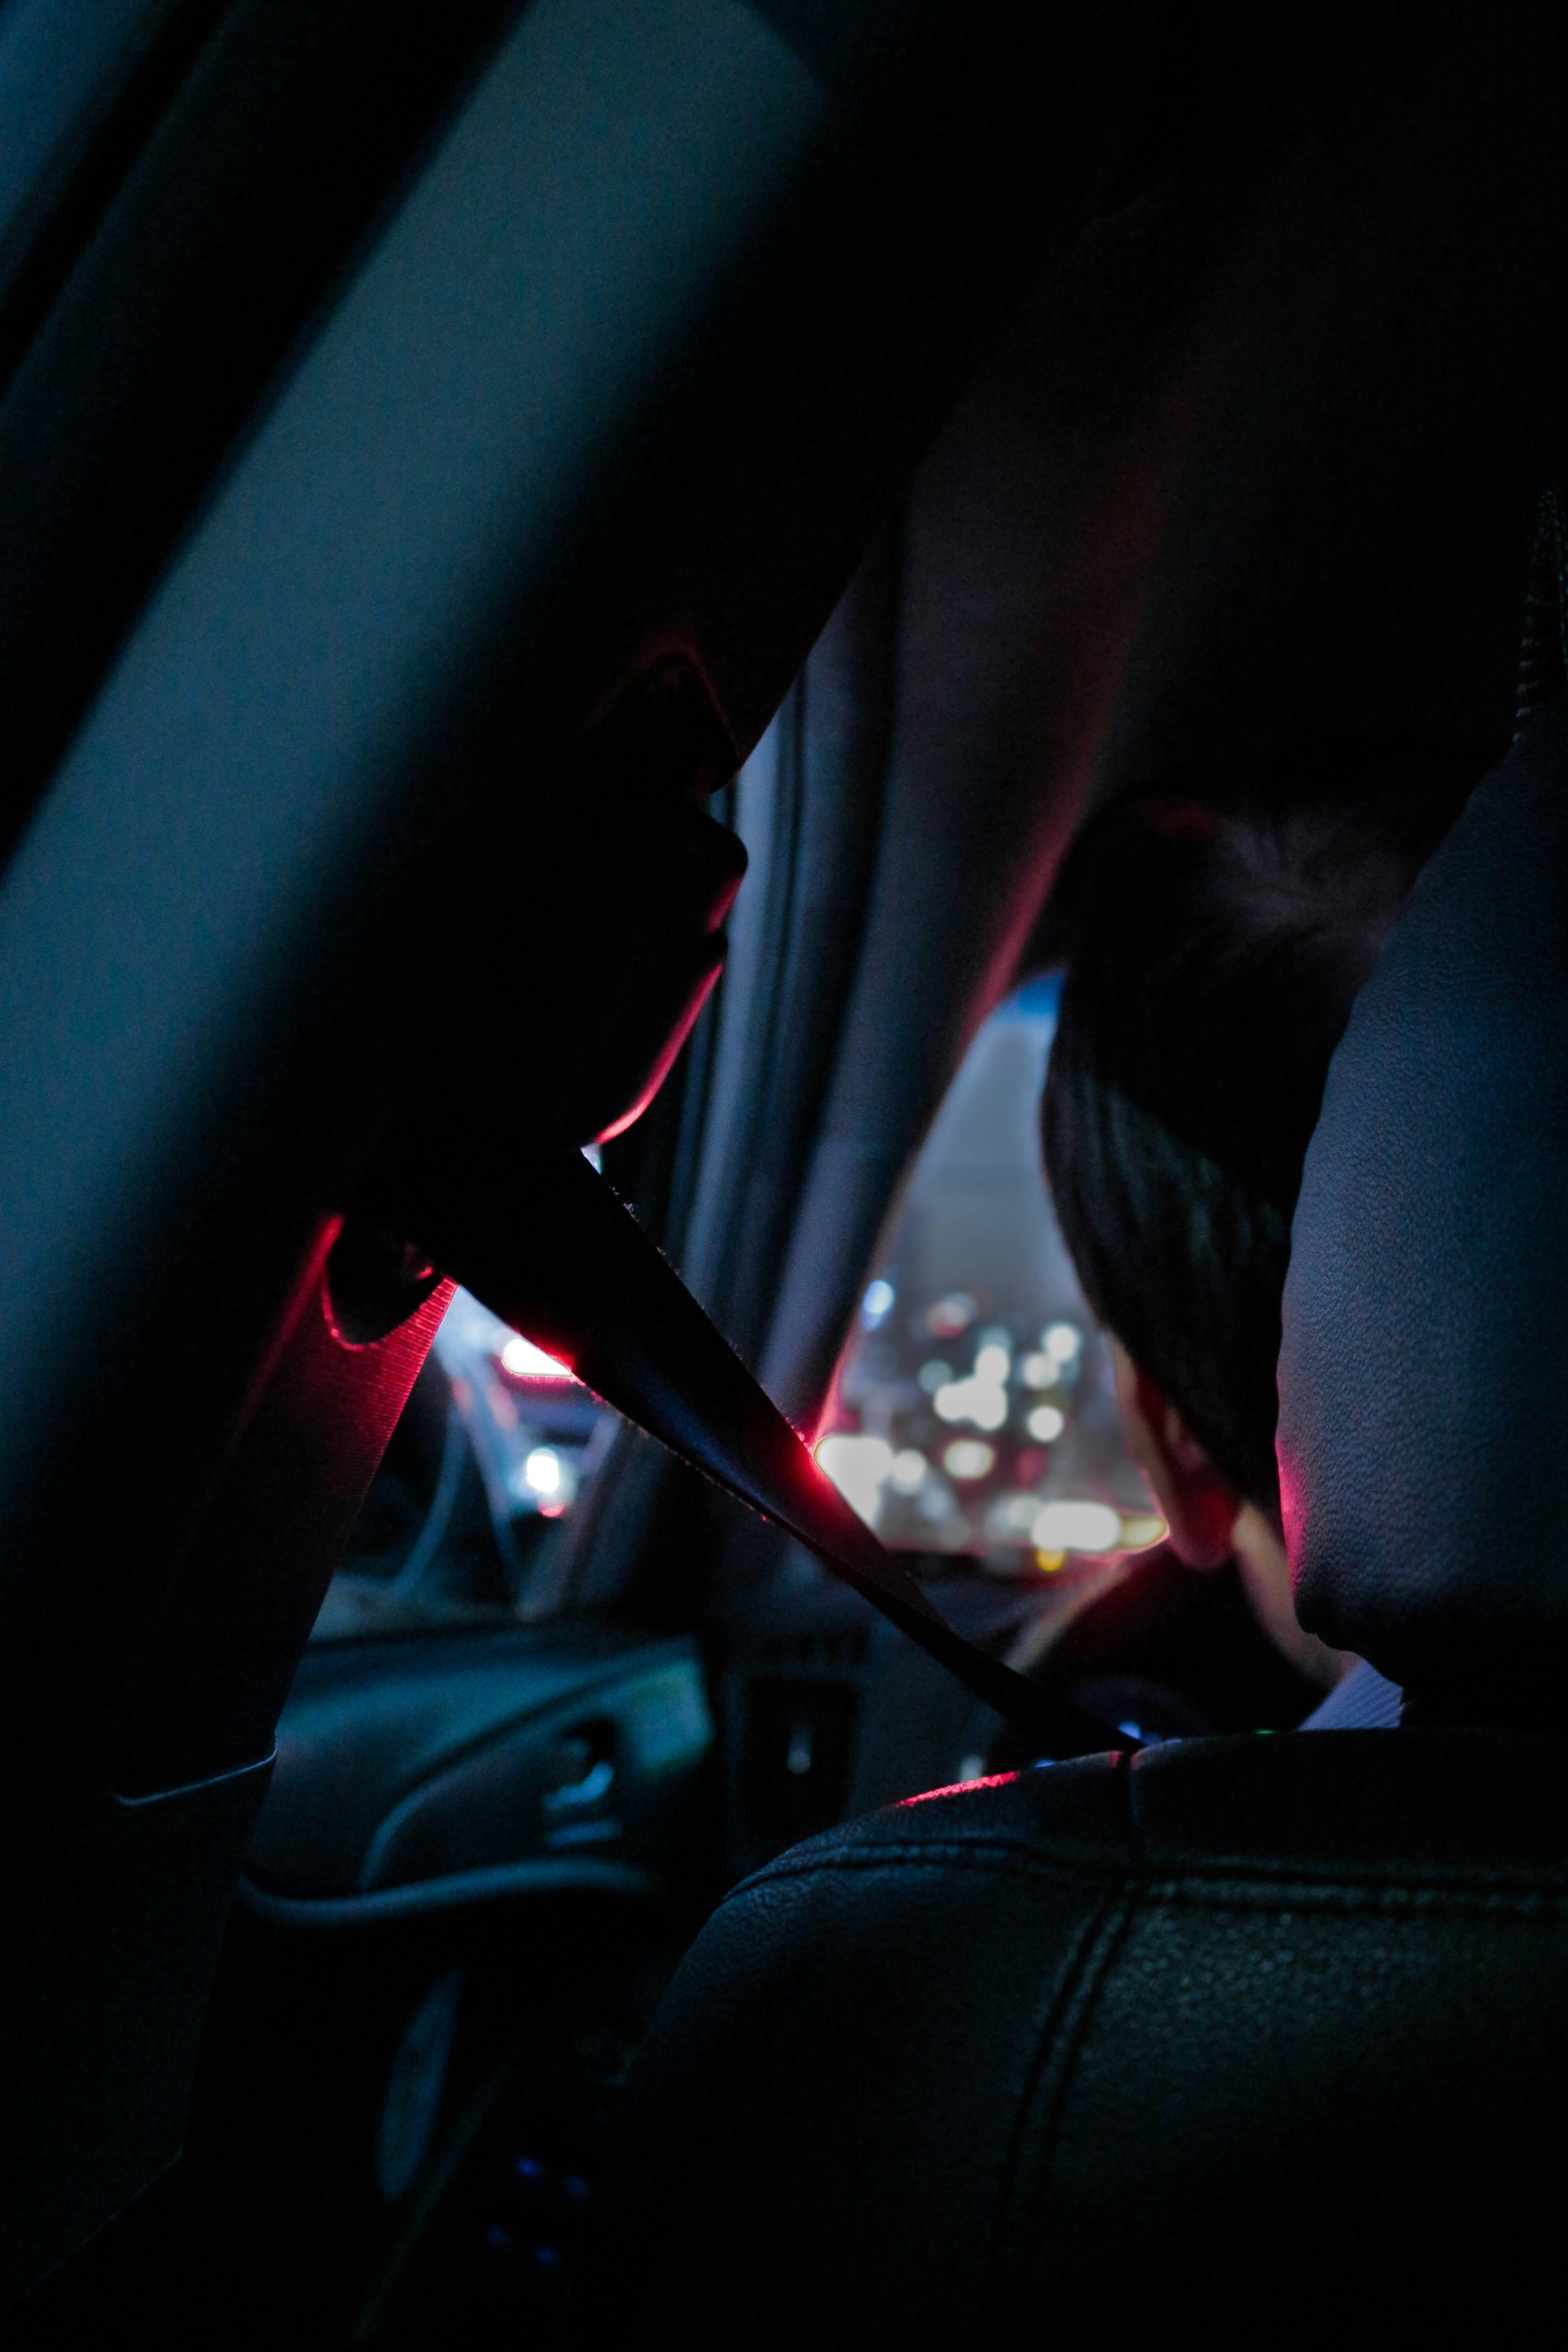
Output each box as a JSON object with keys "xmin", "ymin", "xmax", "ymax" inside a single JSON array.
[{"xmin": 1107, "ymin": 1336, "xmax": 1242, "ymax": 1570}]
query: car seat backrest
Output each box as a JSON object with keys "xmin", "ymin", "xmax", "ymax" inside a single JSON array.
[
  {"xmin": 1279, "ymin": 690, "xmax": 1568, "ymax": 1704},
  {"xmin": 579, "ymin": 690, "xmax": 1568, "ymax": 2344},
  {"xmin": 580, "ymin": 1722, "xmax": 1568, "ymax": 2346}
]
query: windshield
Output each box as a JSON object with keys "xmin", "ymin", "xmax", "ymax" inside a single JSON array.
[{"xmin": 816, "ymin": 977, "xmax": 1164, "ymax": 1573}]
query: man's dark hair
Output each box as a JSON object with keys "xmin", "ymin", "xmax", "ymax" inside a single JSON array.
[{"xmin": 1040, "ymin": 736, "xmax": 1486, "ymax": 1516}]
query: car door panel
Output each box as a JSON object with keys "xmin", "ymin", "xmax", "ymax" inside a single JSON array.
[{"xmin": 246, "ymin": 1627, "xmax": 714, "ymax": 1907}]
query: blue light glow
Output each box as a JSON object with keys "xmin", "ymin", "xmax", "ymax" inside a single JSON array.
[{"xmin": 862, "ymin": 1277, "xmax": 895, "ymax": 1327}]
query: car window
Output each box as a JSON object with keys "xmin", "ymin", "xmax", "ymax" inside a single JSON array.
[
  {"xmin": 816, "ymin": 977, "xmax": 1165, "ymax": 1575},
  {"xmin": 431, "ymin": 1284, "xmax": 613, "ymax": 1558},
  {"xmin": 310, "ymin": 1273, "xmax": 621, "ymax": 1642}
]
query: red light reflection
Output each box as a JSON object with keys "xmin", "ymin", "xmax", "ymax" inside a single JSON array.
[{"xmin": 897, "ymin": 1771, "xmax": 1020, "ymax": 1807}]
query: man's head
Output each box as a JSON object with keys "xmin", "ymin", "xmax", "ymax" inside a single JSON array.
[{"xmin": 1039, "ymin": 736, "xmax": 1484, "ymax": 1572}]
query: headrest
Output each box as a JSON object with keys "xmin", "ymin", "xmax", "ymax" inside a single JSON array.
[{"xmin": 1278, "ymin": 693, "xmax": 1568, "ymax": 1689}]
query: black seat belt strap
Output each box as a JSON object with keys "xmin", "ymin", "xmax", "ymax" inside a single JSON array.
[{"xmin": 388, "ymin": 1146, "xmax": 1128, "ymax": 1761}]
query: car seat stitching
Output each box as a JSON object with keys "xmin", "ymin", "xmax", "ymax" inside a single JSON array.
[
  {"xmin": 1142, "ymin": 1876, "xmax": 1568, "ymax": 1919},
  {"xmin": 729, "ymin": 1825, "xmax": 1568, "ymax": 1900},
  {"xmin": 723, "ymin": 1835, "xmax": 1568, "ymax": 1910},
  {"xmin": 715, "ymin": 1841, "xmax": 1126, "ymax": 1906},
  {"xmin": 975, "ymin": 1751, "xmax": 1138, "ymax": 2343},
  {"xmin": 980, "ymin": 1876, "xmax": 1138, "ymax": 2342},
  {"xmin": 1139, "ymin": 1852, "xmax": 1568, "ymax": 1892}
]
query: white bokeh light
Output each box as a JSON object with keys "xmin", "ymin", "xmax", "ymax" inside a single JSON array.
[
  {"xmin": 524, "ymin": 1446, "xmax": 562, "ymax": 1494},
  {"xmin": 942, "ymin": 1439, "xmax": 996, "ymax": 1482},
  {"xmin": 500, "ymin": 1333, "xmax": 574, "ymax": 1382},
  {"xmin": 816, "ymin": 1433, "xmax": 895, "ymax": 1525},
  {"xmin": 888, "ymin": 1448, "xmax": 927, "ymax": 1494},
  {"xmin": 1031, "ymin": 1498, "xmax": 1120, "ymax": 1554}
]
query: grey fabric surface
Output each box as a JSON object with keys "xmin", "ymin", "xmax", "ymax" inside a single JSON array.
[{"xmin": 1280, "ymin": 699, "xmax": 1568, "ymax": 1682}]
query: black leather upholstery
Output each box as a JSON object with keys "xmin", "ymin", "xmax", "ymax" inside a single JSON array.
[{"xmin": 583, "ymin": 1733, "xmax": 1568, "ymax": 2342}]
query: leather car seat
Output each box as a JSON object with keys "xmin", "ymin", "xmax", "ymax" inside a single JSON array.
[{"xmin": 574, "ymin": 701, "xmax": 1568, "ymax": 2344}]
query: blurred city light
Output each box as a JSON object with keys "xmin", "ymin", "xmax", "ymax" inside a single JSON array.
[
  {"xmin": 500, "ymin": 1333, "xmax": 575, "ymax": 1382},
  {"xmin": 934, "ymin": 1380, "xmax": 1007, "ymax": 1431},
  {"xmin": 942, "ymin": 1439, "xmax": 995, "ymax": 1481},
  {"xmin": 888, "ymin": 1448, "xmax": 927, "ymax": 1493},
  {"xmin": 524, "ymin": 1447, "xmax": 562, "ymax": 1494},
  {"xmin": 816, "ymin": 1432, "xmax": 895, "ymax": 1524},
  {"xmin": 1032, "ymin": 1498, "xmax": 1121, "ymax": 1553},
  {"xmin": 812, "ymin": 985, "xmax": 1153, "ymax": 1572}
]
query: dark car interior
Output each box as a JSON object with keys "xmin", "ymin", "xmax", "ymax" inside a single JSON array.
[{"xmin": 5, "ymin": 1, "xmax": 1568, "ymax": 2342}]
